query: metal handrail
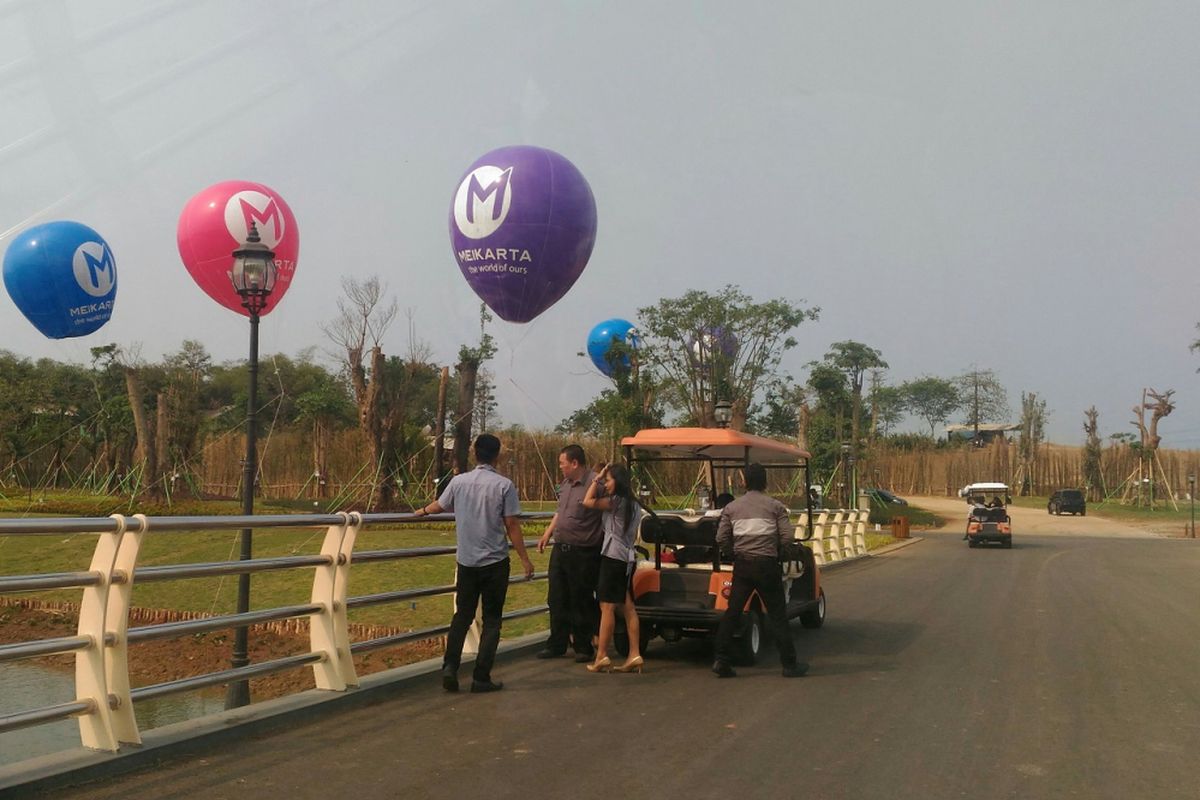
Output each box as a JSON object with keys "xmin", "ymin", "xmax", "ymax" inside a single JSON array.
[
  {"xmin": 0, "ymin": 510, "xmax": 554, "ymax": 754},
  {"xmin": 134, "ymin": 555, "xmax": 334, "ymax": 582},
  {"xmin": 0, "ymin": 571, "xmax": 102, "ymax": 594},
  {"xmin": 0, "ymin": 635, "xmax": 94, "ymax": 663},
  {"xmin": 125, "ymin": 604, "xmax": 325, "ymax": 643}
]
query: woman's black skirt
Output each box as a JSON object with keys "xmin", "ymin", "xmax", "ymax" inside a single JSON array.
[{"xmin": 596, "ymin": 555, "xmax": 632, "ymax": 603}]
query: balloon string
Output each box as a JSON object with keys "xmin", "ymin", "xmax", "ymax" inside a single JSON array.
[{"xmin": 506, "ymin": 376, "xmax": 558, "ymax": 494}]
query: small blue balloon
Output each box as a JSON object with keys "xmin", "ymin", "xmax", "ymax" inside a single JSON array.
[
  {"xmin": 587, "ymin": 318, "xmax": 639, "ymax": 377},
  {"xmin": 3, "ymin": 221, "xmax": 117, "ymax": 339}
]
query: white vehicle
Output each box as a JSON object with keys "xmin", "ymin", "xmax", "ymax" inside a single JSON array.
[{"xmin": 957, "ymin": 482, "xmax": 1012, "ymax": 548}]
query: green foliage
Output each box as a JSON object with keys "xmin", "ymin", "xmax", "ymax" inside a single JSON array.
[
  {"xmin": 868, "ymin": 383, "xmax": 905, "ymax": 437},
  {"xmin": 637, "ymin": 285, "xmax": 818, "ymax": 427},
  {"xmin": 901, "ymin": 376, "xmax": 960, "ymax": 436},
  {"xmin": 956, "ymin": 367, "xmax": 1010, "ymax": 428},
  {"xmin": 880, "ymin": 432, "xmax": 940, "ymax": 451}
]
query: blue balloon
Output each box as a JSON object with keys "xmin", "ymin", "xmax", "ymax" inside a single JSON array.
[
  {"xmin": 587, "ymin": 318, "xmax": 639, "ymax": 377},
  {"xmin": 3, "ymin": 221, "xmax": 117, "ymax": 339}
]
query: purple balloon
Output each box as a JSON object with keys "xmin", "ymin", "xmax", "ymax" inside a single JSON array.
[
  {"xmin": 690, "ymin": 326, "xmax": 738, "ymax": 364},
  {"xmin": 449, "ymin": 145, "xmax": 597, "ymax": 323}
]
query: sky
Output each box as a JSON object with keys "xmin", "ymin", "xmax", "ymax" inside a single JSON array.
[{"xmin": 2, "ymin": 0, "xmax": 1199, "ymax": 447}]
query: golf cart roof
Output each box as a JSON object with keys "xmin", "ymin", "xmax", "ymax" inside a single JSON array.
[
  {"xmin": 621, "ymin": 427, "xmax": 810, "ymax": 463},
  {"xmin": 958, "ymin": 482, "xmax": 1010, "ymax": 496}
]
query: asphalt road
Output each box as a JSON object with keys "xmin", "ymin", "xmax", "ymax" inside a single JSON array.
[{"xmin": 41, "ymin": 513, "xmax": 1200, "ymax": 800}]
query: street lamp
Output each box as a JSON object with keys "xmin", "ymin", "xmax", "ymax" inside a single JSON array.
[
  {"xmin": 841, "ymin": 442, "xmax": 851, "ymax": 508},
  {"xmin": 1189, "ymin": 474, "xmax": 1196, "ymax": 538},
  {"xmin": 226, "ymin": 222, "xmax": 276, "ymax": 709},
  {"xmin": 714, "ymin": 399, "xmax": 733, "ymax": 429}
]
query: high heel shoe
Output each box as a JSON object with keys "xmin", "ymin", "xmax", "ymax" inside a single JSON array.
[
  {"xmin": 586, "ymin": 656, "xmax": 612, "ymax": 673},
  {"xmin": 614, "ymin": 656, "xmax": 644, "ymax": 674}
]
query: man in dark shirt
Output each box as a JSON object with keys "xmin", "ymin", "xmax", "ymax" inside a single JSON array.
[
  {"xmin": 712, "ymin": 463, "xmax": 809, "ymax": 679},
  {"xmin": 535, "ymin": 444, "xmax": 604, "ymax": 661}
]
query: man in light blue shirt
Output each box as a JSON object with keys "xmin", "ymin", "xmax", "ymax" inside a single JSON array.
[{"xmin": 415, "ymin": 434, "xmax": 533, "ymax": 693}]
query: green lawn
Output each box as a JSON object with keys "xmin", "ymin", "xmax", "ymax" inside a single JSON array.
[{"xmin": 1008, "ymin": 493, "xmax": 1196, "ymax": 534}]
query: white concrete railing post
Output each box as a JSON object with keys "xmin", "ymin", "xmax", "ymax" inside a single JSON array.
[
  {"xmin": 310, "ymin": 512, "xmax": 358, "ymax": 690},
  {"xmin": 75, "ymin": 517, "xmax": 125, "ymax": 752},
  {"xmin": 105, "ymin": 513, "xmax": 145, "ymax": 745}
]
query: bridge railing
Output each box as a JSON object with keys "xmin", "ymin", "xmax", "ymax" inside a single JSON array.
[{"xmin": 0, "ymin": 510, "xmax": 552, "ymax": 754}]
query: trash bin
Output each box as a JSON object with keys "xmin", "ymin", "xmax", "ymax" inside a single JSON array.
[{"xmin": 890, "ymin": 516, "xmax": 910, "ymax": 539}]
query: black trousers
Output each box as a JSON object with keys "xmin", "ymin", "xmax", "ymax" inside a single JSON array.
[
  {"xmin": 714, "ymin": 556, "xmax": 797, "ymax": 668},
  {"xmin": 545, "ymin": 544, "xmax": 601, "ymax": 655},
  {"xmin": 444, "ymin": 558, "xmax": 510, "ymax": 682}
]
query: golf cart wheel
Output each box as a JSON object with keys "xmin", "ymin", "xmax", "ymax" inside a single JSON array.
[
  {"xmin": 1003, "ymin": 540, "xmax": 1012, "ymax": 549},
  {"xmin": 1080, "ymin": 509, "xmax": 1086, "ymax": 516},
  {"xmin": 800, "ymin": 587, "xmax": 826, "ymax": 629},
  {"xmin": 968, "ymin": 539, "xmax": 978, "ymax": 548},
  {"xmin": 639, "ymin": 627, "xmax": 652, "ymax": 655},
  {"xmin": 734, "ymin": 609, "xmax": 764, "ymax": 666}
]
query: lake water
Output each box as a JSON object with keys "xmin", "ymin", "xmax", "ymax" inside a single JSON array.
[{"xmin": 0, "ymin": 661, "xmax": 225, "ymax": 767}]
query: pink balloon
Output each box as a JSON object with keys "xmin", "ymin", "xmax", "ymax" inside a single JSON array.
[{"xmin": 176, "ymin": 180, "xmax": 299, "ymax": 317}]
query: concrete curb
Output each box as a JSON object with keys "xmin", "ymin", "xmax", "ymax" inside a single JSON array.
[
  {"xmin": 817, "ymin": 535, "xmax": 923, "ymax": 572},
  {"xmin": 0, "ymin": 630, "xmax": 549, "ymax": 797}
]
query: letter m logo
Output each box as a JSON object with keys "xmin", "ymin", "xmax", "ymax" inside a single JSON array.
[
  {"xmin": 72, "ymin": 242, "xmax": 116, "ymax": 298},
  {"xmin": 453, "ymin": 165, "xmax": 514, "ymax": 240},
  {"xmin": 225, "ymin": 190, "xmax": 286, "ymax": 248},
  {"xmin": 467, "ymin": 168, "xmax": 512, "ymax": 224}
]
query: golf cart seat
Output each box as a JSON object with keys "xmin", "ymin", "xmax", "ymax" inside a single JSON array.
[
  {"xmin": 639, "ymin": 514, "xmax": 722, "ymax": 568},
  {"xmin": 969, "ymin": 506, "xmax": 1009, "ymax": 524}
]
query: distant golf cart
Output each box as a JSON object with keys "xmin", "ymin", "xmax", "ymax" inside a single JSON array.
[
  {"xmin": 618, "ymin": 427, "xmax": 825, "ymax": 665},
  {"xmin": 958, "ymin": 481, "xmax": 1013, "ymax": 549}
]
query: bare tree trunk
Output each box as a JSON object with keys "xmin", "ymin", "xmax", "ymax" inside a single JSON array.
[
  {"xmin": 155, "ymin": 391, "xmax": 170, "ymax": 494},
  {"xmin": 124, "ymin": 368, "xmax": 158, "ymax": 496},
  {"xmin": 455, "ymin": 360, "xmax": 479, "ymax": 474}
]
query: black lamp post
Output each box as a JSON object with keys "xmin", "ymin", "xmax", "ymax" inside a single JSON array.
[
  {"xmin": 841, "ymin": 442, "xmax": 851, "ymax": 508},
  {"xmin": 225, "ymin": 222, "xmax": 276, "ymax": 709},
  {"xmin": 1189, "ymin": 474, "xmax": 1196, "ymax": 538}
]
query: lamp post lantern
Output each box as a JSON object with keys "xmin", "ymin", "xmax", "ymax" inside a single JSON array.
[
  {"xmin": 226, "ymin": 222, "xmax": 276, "ymax": 709},
  {"xmin": 714, "ymin": 399, "xmax": 733, "ymax": 429}
]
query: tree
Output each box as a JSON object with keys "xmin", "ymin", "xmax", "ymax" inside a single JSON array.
[
  {"xmin": 955, "ymin": 368, "xmax": 1009, "ymax": 439},
  {"xmin": 1130, "ymin": 388, "xmax": 1175, "ymax": 507},
  {"xmin": 638, "ymin": 285, "xmax": 819, "ymax": 429},
  {"xmin": 454, "ymin": 304, "xmax": 496, "ymax": 474},
  {"xmin": 1017, "ymin": 392, "xmax": 1047, "ymax": 495},
  {"xmin": 902, "ymin": 377, "xmax": 960, "ymax": 437},
  {"xmin": 867, "ymin": 382, "xmax": 905, "ymax": 438},
  {"xmin": 1082, "ymin": 406, "xmax": 1103, "ymax": 499},
  {"xmin": 323, "ymin": 276, "xmax": 398, "ymax": 508},
  {"xmin": 818, "ymin": 341, "xmax": 887, "ymax": 455}
]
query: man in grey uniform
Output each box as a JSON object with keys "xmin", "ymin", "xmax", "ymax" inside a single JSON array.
[
  {"xmin": 416, "ymin": 434, "xmax": 534, "ymax": 693},
  {"xmin": 711, "ymin": 463, "xmax": 809, "ymax": 679}
]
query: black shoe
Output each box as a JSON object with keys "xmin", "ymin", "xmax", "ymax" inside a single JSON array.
[
  {"xmin": 781, "ymin": 663, "xmax": 809, "ymax": 678},
  {"xmin": 574, "ymin": 652, "xmax": 595, "ymax": 663},
  {"xmin": 712, "ymin": 661, "xmax": 737, "ymax": 678},
  {"xmin": 441, "ymin": 669, "xmax": 459, "ymax": 693},
  {"xmin": 470, "ymin": 679, "xmax": 504, "ymax": 693},
  {"xmin": 536, "ymin": 648, "xmax": 566, "ymax": 659}
]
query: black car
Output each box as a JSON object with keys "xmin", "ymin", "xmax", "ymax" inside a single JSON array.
[
  {"xmin": 1048, "ymin": 489, "xmax": 1086, "ymax": 516},
  {"xmin": 867, "ymin": 488, "xmax": 908, "ymax": 506}
]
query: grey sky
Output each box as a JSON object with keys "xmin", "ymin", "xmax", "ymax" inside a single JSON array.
[{"xmin": 2, "ymin": 1, "xmax": 1199, "ymax": 446}]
